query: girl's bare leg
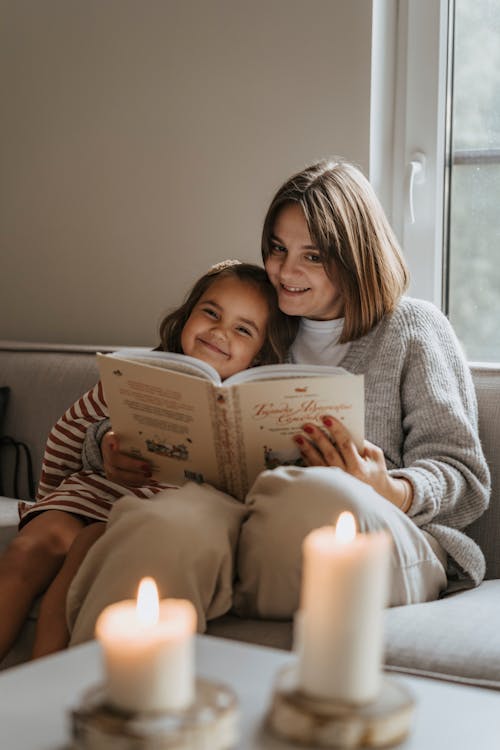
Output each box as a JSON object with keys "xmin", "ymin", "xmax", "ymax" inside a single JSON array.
[
  {"xmin": 32, "ymin": 522, "xmax": 106, "ymax": 659},
  {"xmin": 0, "ymin": 511, "xmax": 85, "ymax": 662}
]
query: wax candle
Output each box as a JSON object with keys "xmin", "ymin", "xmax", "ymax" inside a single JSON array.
[
  {"xmin": 295, "ymin": 512, "xmax": 391, "ymax": 705},
  {"xmin": 95, "ymin": 577, "xmax": 197, "ymax": 713}
]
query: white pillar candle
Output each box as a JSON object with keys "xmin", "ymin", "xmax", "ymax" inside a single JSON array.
[
  {"xmin": 95, "ymin": 577, "xmax": 197, "ymax": 713},
  {"xmin": 296, "ymin": 512, "xmax": 391, "ymax": 705}
]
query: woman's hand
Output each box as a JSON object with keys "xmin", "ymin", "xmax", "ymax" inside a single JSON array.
[
  {"xmin": 293, "ymin": 416, "xmax": 412, "ymax": 512},
  {"xmin": 101, "ymin": 431, "xmax": 153, "ymax": 487}
]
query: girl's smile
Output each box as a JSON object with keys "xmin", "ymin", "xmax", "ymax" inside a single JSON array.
[{"xmin": 194, "ymin": 336, "xmax": 229, "ymax": 359}]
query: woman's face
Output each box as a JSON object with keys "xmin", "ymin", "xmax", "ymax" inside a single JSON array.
[{"xmin": 264, "ymin": 203, "xmax": 344, "ymax": 320}]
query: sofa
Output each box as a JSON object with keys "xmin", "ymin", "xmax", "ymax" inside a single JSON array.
[{"xmin": 1, "ymin": 340, "xmax": 500, "ymax": 690}]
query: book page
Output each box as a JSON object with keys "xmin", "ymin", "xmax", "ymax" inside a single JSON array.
[
  {"xmin": 224, "ymin": 362, "xmax": 348, "ymax": 386},
  {"xmin": 98, "ymin": 355, "xmax": 223, "ymax": 489},
  {"xmin": 104, "ymin": 350, "xmax": 222, "ymax": 383},
  {"xmin": 231, "ymin": 374, "xmax": 364, "ymax": 498}
]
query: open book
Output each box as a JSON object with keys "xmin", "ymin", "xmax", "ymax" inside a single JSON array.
[{"xmin": 97, "ymin": 349, "xmax": 364, "ymax": 501}]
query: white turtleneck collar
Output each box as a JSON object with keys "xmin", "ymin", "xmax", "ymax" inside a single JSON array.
[{"xmin": 290, "ymin": 317, "xmax": 351, "ymax": 367}]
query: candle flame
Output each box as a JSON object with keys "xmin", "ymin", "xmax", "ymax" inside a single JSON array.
[
  {"xmin": 136, "ymin": 577, "xmax": 160, "ymax": 626},
  {"xmin": 335, "ymin": 511, "xmax": 356, "ymax": 544}
]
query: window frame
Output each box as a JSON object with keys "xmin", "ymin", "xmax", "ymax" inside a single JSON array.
[{"xmin": 371, "ymin": 0, "xmax": 450, "ymax": 308}]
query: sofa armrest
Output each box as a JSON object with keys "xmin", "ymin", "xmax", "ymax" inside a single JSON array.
[{"xmin": 0, "ymin": 497, "xmax": 23, "ymax": 553}]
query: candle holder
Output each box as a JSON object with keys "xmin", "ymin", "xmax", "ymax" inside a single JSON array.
[
  {"xmin": 267, "ymin": 664, "xmax": 415, "ymax": 749},
  {"xmin": 70, "ymin": 678, "xmax": 239, "ymax": 749}
]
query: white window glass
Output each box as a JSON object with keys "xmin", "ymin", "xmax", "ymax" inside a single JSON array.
[{"xmin": 447, "ymin": 0, "xmax": 500, "ymax": 362}]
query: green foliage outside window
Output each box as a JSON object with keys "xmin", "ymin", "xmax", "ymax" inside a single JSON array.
[{"xmin": 448, "ymin": 0, "xmax": 500, "ymax": 362}]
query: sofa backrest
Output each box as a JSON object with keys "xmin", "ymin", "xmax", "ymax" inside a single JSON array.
[
  {"xmin": 0, "ymin": 343, "xmax": 102, "ymax": 501},
  {"xmin": 1, "ymin": 343, "xmax": 499, "ymax": 578},
  {"xmin": 466, "ymin": 365, "xmax": 500, "ymax": 579}
]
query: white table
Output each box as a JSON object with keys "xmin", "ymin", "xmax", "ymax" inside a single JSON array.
[{"xmin": 0, "ymin": 635, "xmax": 498, "ymax": 749}]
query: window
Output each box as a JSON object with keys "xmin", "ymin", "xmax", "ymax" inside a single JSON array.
[
  {"xmin": 380, "ymin": 0, "xmax": 500, "ymax": 363},
  {"xmin": 446, "ymin": 0, "xmax": 500, "ymax": 362}
]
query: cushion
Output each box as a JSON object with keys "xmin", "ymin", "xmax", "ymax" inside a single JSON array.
[
  {"xmin": 383, "ymin": 580, "xmax": 500, "ymax": 689},
  {"xmin": 207, "ymin": 614, "xmax": 293, "ymax": 651},
  {"xmin": 209, "ymin": 581, "xmax": 500, "ymax": 690},
  {"xmin": 466, "ymin": 366, "xmax": 500, "ymax": 579}
]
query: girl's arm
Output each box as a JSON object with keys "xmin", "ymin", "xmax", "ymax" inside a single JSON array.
[
  {"xmin": 83, "ymin": 421, "xmax": 152, "ymax": 487},
  {"xmin": 37, "ymin": 382, "xmax": 108, "ymax": 500}
]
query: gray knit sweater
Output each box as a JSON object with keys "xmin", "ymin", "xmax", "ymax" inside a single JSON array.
[{"xmin": 337, "ymin": 297, "xmax": 490, "ymax": 584}]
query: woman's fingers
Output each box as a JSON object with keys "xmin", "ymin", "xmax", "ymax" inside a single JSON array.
[
  {"xmin": 293, "ymin": 419, "xmax": 406, "ymax": 507},
  {"xmin": 319, "ymin": 416, "xmax": 361, "ymax": 461},
  {"xmin": 295, "ymin": 417, "xmax": 362, "ymax": 468},
  {"xmin": 294, "ymin": 420, "xmax": 345, "ymax": 467},
  {"xmin": 294, "ymin": 432, "xmax": 339, "ymax": 466},
  {"xmin": 101, "ymin": 431, "xmax": 152, "ymax": 486}
]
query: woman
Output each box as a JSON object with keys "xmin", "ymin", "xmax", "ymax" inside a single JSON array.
[{"xmin": 67, "ymin": 159, "xmax": 490, "ymax": 642}]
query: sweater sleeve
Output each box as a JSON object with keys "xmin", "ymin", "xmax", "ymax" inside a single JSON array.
[
  {"xmin": 37, "ymin": 381, "xmax": 109, "ymax": 500},
  {"xmin": 81, "ymin": 418, "xmax": 111, "ymax": 473},
  {"xmin": 388, "ymin": 303, "xmax": 490, "ymax": 531}
]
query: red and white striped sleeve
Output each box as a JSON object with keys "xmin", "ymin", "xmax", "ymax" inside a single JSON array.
[{"xmin": 37, "ymin": 381, "xmax": 109, "ymax": 501}]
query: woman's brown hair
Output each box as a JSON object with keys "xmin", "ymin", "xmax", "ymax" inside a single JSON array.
[
  {"xmin": 158, "ymin": 261, "xmax": 298, "ymax": 365},
  {"xmin": 261, "ymin": 159, "xmax": 409, "ymax": 342}
]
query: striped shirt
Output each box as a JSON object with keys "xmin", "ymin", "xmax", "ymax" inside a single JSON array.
[{"xmin": 18, "ymin": 382, "xmax": 177, "ymax": 527}]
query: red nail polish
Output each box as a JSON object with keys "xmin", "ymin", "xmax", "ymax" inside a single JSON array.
[
  {"xmin": 294, "ymin": 436, "xmax": 304, "ymax": 445},
  {"xmin": 322, "ymin": 417, "xmax": 333, "ymax": 427},
  {"xmin": 303, "ymin": 425, "xmax": 314, "ymax": 434}
]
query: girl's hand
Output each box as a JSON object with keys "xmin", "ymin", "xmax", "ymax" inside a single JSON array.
[
  {"xmin": 293, "ymin": 416, "xmax": 412, "ymax": 512},
  {"xmin": 102, "ymin": 431, "xmax": 153, "ymax": 487}
]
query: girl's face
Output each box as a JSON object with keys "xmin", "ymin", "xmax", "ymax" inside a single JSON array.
[
  {"xmin": 265, "ymin": 202, "xmax": 344, "ymax": 320},
  {"xmin": 181, "ymin": 276, "xmax": 268, "ymax": 379}
]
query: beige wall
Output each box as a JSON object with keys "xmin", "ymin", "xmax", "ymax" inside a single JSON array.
[{"xmin": 0, "ymin": 0, "xmax": 373, "ymax": 346}]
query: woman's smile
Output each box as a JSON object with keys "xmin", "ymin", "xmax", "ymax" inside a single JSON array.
[{"xmin": 280, "ymin": 283, "xmax": 311, "ymax": 293}]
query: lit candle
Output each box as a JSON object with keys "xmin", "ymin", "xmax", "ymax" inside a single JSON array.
[
  {"xmin": 95, "ymin": 577, "xmax": 197, "ymax": 713},
  {"xmin": 295, "ymin": 512, "xmax": 391, "ymax": 705}
]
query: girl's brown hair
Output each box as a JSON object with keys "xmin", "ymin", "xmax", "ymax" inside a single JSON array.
[
  {"xmin": 261, "ymin": 159, "xmax": 409, "ymax": 342},
  {"xmin": 158, "ymin": 261, "xmax": 298, "ymax": 365}
]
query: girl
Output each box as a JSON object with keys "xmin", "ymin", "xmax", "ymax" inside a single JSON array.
[
  {"xmin": 0, "ymin": 261, "xmax": 297, "ymax": 660},
  {"xmin": 69, "ymin": 159, "xmax": 489, "ymax": 641}
]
